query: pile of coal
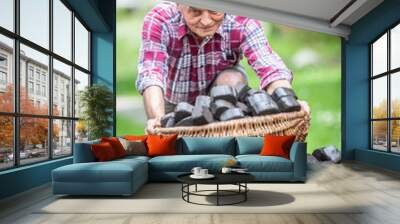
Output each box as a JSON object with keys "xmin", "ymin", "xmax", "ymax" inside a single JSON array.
[{"xmin": 160, "ymin": 84, "xmax": 301, "ymax": 127}]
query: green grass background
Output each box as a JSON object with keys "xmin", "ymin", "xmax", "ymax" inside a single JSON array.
[{"xmin": 116, "ymin": 3, "xmax": 341, "ymax": 154}]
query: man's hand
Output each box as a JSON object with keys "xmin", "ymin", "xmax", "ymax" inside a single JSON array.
[
  {"xmin": 142, "ymin": 86, "xmax": 165, "ymax": 134},
  {"xmin": 146, "ymin": 117, "xmax": 161, "ymax": 134}
]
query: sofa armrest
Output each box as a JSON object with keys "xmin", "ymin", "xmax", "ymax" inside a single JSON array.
[
  {"xmin": 289, "ymin": 141, "xmax": 307, "ymax": 182},
  {"xmin": 73, "ymin": 141, "xmax": 99, "ymax": 163}
]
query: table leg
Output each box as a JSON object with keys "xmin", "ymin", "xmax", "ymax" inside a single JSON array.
[
  {"xmin": 181, "ymin": 184, "xmax": 183, "ymax": 199},
  {"xmin": 187, "ymin": 184, "xmax": 190, "ymax": 202},
  {"xmin": 245, "ymin": 183, "xmax": 247, "ymax": 201},
  {"xmin": 195, "ymin": 184, "xmax": 197, "ymax": 192},
  {"xmin": 217, "ymin": 184, "xmax": 219, "ymax": 206}
]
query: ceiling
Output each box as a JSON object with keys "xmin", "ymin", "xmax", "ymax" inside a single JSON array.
[{"xmin": 170, "ymin": 0, "xmax": 384, "ymax": 38}]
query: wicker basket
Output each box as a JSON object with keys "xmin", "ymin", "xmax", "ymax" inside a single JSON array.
[{"xmin": 154, "ymin": 109, "xmax": 310, "ymax": 142}]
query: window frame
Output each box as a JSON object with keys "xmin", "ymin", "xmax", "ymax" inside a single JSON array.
[
  {"xmin": 0, "ymin": 0, "xmax": 92, "ymax": 171},
  {"xmin": 370, "ymin": 21, "xmax": 400, "ymax": 154}
]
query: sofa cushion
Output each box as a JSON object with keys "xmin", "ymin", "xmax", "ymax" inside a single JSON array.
[
  {"xmin": 236, "ymin": 155, "xmax": 293, "ymax": 172},
  {"xmin": 236, "ymin": 137, "xmax": 263, "ymax": 155},
  {"xmin": 177, "ymin": 137, "xmax": 235, "ymax": 155},
  {"xmin": 149, "ymin": 154, "xmax": 235, "ymax": 172},
  {"xmin": 53, "ymin": 158, "xmax": 147, "ymax": 183},
  {"xmin": 115, "ymin": 155, "xmax": 150, "ymax": 164}
]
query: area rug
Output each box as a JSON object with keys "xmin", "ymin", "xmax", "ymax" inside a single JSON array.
[{"xmin": 37, "ymin": 183, "xmax": 362, "ymax": 214}]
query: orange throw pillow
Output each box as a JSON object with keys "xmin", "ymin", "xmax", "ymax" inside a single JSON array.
[
  {"xmin": 91, "ymin": 142, "xmax": 117, "ymax": 162},
  {"xmin": 260, "ymin": 135, "xmax": 296, "ymax": 159},
  {"xmin": 146, "ymin": 134, "xmax": 178, "ymax": 157},
  {"xmin": 101, "ymin": 137, "xmax": 126, "ymax": 158}
]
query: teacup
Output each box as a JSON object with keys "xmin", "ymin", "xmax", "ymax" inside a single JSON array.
[
  {"xmin": 221, "ymin": 167, "xmax": 232, "ymax": 174},
  {"xmin": 191, "ymin": 167, "xmax": 202, "ymax": 176},
  {"xmin": 199, "ymin": 169, "xmax": 208, "ymax": 176}
]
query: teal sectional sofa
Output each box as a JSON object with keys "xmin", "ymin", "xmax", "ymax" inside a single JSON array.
[{"xmin": 52, "ymin": 137, "xmax": 307, "ymax": 196}]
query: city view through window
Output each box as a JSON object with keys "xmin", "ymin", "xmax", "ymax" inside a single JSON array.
[
  {"xmin": 371, "ymin": 23, "xmax": 400, "ymax": 153},
  {"xmin": 0, "ymin": 0, "xmax": 91, "ymax": 170}
]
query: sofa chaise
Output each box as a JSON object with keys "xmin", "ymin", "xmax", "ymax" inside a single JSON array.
[{"xmin": 52, "ymin": 136, "xmax": 307, "ymax": 196}]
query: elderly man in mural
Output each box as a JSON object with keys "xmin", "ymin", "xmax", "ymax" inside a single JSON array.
[{"xmin": 136, "ymin": 2, "xmax": 309, "ymax": 133}]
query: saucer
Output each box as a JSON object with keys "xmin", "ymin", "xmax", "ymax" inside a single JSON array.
[{"xmin": 190, "ymin": 174, "xmax": 215, "ymax": 179}]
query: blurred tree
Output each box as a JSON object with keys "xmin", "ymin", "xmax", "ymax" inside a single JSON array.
[
  {"xmin": 76, "ymin": 119, "xmax": 88, "ymax": 141},
  {"xmin": 79, "ymin": 84, "xmax": 113, "ymax": 140},
  {"xmin": 392, "ymin": 99, "xmax": 400, "ymax": 118},
  {"xmin": 0, "ymin": 85, "xmax": 59, "ymax": 150},
  {"xmin": 373, "ymin": 100, "xmax": 387, "ymax": 138},
  {"xmin": 373, "ymin": 100, "xmax": 387, "ymax": 119},
  {"xmin": 392, "ymin": 100, "xmax": 400, "ymax": 141},
  {"xmin": 372, "ymin": 99, "xmax": 400, "ymax": 140}
]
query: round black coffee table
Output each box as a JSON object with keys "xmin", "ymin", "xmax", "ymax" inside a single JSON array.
[{"xmin": 177, "ymin": 173, "xmax": 255, "ymax": 206}]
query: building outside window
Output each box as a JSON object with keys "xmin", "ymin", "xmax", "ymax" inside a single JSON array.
[
  {"xmin": 35, "ymin": 69, "xmax": 40, "ymax": 80},
  {"xmin": 28, "ymin": 66, "xmax": 34, "ymax": 80},
  {"xmin": 371, "ymin": 23, "xmax": 400, "ymax": 154},
  {"xmin": 0, "ymin": 54, "xmax": 7, "ymax": 67},
  {"xmin": 41, "ymin": 73, "xmax": 46, "ymax": 83},
  {"xmin": 0, "ymin": 54, "xmax": 7, "ymax": 90},
  {"xmin": 41, "ymin": 85, "xmax": 46, "ymax": 97},
  {"xmin": 35, "ymin": 83, "xmax": 40, "ymax": 95},
  {"xmin": 28, "ymin": 81, "xmax": 34, "ymax": 94},
  {"xmin": 0, "ymin": 71, "xmax": 7, "ymax": 88},
  {"xmin": 0, "ymin": 0, "xmax": 91, "ymax": 170}
]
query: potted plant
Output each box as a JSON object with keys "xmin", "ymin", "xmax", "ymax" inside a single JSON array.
[{"xmin": 79, "ymin": 84, "xmax": 113, "ymax": 140}]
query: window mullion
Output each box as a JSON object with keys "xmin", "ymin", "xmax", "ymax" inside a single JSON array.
[
  {"xmin": 370, "ymin": 45, "xmax": 373, "ymax": 149},
  {"xmin": 13, "ymin": 0, "xmax": 21, "ymax": 167},
  {"xmin": 48, "ymin": 0, "xmax": 54, "ymax": 160},
  {"xmin": 388, "ymin": 30, "xmax": 391, "ymax": 152},
  {"xmin": 71, "ymin": 10, "xmax": 76, "ymax": 155}
]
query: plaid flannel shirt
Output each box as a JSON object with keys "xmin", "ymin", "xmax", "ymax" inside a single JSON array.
[{"xmin": 136, "ymin": 1, "xmax": 293, "ymax": 104}]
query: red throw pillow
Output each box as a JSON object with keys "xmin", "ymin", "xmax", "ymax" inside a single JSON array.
[
  {"xmin": 101, "ymin": 137, "xmax": 126, "ymax": 158},
  {"xmin": 260, "ymin": 135, "xmax": 296, "ymax": 159},
  {"xmin": 146, "ymin": 134, "xmax": 178, "ymax": 157},
  {"xmin": 91, "ymin": 142, "xmax": 117, "ymax": 162}
]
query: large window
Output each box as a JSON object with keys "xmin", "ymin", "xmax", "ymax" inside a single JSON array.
[
  {"xmin": 0, "ymin": 0, "xmax": 91, "ymax": 171},
  {"xmin": 370, "ymin": 23, "xmax": 400, "ymax": 154}
]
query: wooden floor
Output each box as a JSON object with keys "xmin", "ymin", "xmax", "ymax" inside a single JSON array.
[{"xmin": 1, "ymin": 159, "xmax": 400, "ymax": 224}]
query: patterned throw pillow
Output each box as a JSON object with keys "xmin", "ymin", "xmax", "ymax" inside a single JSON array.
[{"xmin": 119, "ymin": 138, "xmax": 147, "ymax": 156}]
